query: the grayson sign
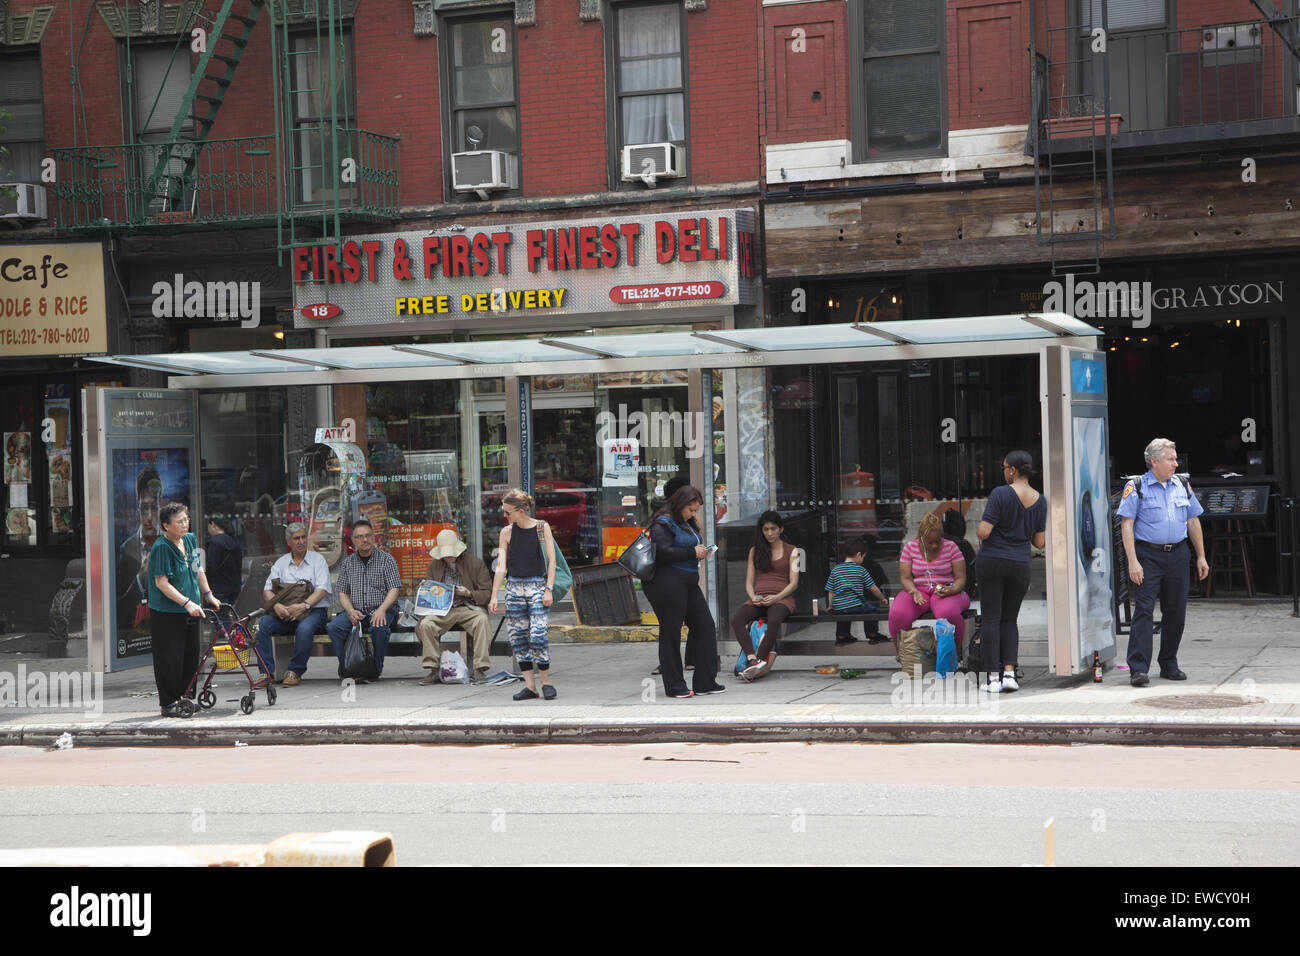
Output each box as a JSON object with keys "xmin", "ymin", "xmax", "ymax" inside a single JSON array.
[{"xmin": 290, "ymin": 208, "xmax": 760, "ymax": 329}]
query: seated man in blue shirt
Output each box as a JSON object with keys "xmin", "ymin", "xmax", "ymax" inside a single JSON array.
[
  {"xmin": 1117, "ymin": 437, "xmax": 1210, "ymax": 687},
  {"xmin": 253, "ymin": 523, "xmax": 332, "ymax": 688}
]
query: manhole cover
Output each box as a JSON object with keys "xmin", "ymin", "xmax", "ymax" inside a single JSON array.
[{"xmin": 1135, "ymin": 694, "xmax": 1267, "ymax": 710}]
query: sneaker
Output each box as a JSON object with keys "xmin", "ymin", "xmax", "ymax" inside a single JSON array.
[
  {"xmin": 668, "ymin": 689, "xmax": 695, "ymax": 699},
  {"xmin": 1000, "ymin": 672, "xmax": 1019, "ymax": 692},
  {"xmin": 697, "ymin": 684, "xmax": 726, "ymax": 695},
  {"xmin": 251, "ymin": 676, "xmax": 270, "ymax": 690},
  {"xmin": 542, "ymin": 684, "xmax": 557, "ymax": 700},
  {"xmin": 983, "ymin": 675, "xmax": 1004, "ymax": 693},
  {"xmin": 282, "ymin": 671, "xmax": 301, "ymax": 687},
  {"xmin": 834, "ymin": 635, "xmax": 859, "ymax": 646},
  {"xmin": 418, "ymin": 671, "xmax": 441, "ymax": 685},
  {"xmin": 474, "ymin": 667, "xmax": 490, "ymax": 683},
  {"xmin": 742, "ymin": 659, "xmax": 768, "ymax": 682},
  {"xmin": 512, "ymin": 687, "xmax": 539, "ymax": 701}
]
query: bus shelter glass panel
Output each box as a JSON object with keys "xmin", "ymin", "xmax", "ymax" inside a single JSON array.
[
  {"xmin": 333, "ymin": 380, "xmax": 485, "ymax": 596},
  {"xmin": 198, "ymin": 388, "xmax": 291, "ymax": 612},
  {"xmin": 718, "ymin": 357, "xmax": 1043, "ymax": 633},
  {"xmin": 593, "ymin": 369, "xmax": 694, "ymax": 567}
]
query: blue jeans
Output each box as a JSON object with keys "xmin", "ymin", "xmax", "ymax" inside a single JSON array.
[
  {"xmin": 326, "ymin": 607, "xmax": 398, "ymax": 676},
  {"xmin": 256, "ymin": 606, "xmax": 328, "ymax": 677}
]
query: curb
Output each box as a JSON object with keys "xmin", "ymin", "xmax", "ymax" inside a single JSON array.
[{"xmin": 6, "ymin": 718, "xmax": 1300, "ymax": 748}]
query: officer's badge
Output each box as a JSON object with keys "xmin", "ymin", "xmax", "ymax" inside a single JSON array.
[{"xmin": 1121, "ymin": 482, "xmax": 1134, "ymax": 499}]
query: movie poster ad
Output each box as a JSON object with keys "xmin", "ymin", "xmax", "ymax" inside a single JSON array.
[
  {"xmin": 1072, "ymin": 414, "xmax": 1114, "ymax": 658},
  {"xmin": 111, "ymin": 447, "xmax": 191, "ymax": 658}
]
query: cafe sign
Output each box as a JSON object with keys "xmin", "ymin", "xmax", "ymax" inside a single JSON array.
[
  {"xmin": 290, "ymin": 208, "xmax": 760, "ymax": 329},
  {"xmin": 0, "ymin": 243, "xmax": 108, "ymax": 357}
]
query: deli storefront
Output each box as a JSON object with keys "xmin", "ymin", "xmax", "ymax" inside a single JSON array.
[{"xmin": 86, "ymin": 207, "xmax": 766, "ymax": 668}]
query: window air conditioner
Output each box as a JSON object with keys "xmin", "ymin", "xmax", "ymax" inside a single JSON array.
[
  {"xmin": 621, "ymin": 143, "xmax": 683, "ymax": 183},
  {"xmin": 0, "ymin": 183, "xmax": 48, "ymax": 221},
  {"xmin": 451, "ymin": 150, "xmax": 518, "ymax": 193}
]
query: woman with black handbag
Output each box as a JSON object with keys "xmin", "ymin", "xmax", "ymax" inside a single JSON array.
[{"xmin": 641, "ymin": 485, "xmax": 723, "ymax": 699}]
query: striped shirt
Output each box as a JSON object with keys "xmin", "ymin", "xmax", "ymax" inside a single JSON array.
[
  {"xmin": 899, "ymin": 538, "xmax": 964, "ymax": 590},
  {"xmin": 825, "ymin": 562, "xmax": 877, "ymax": 610},
  {"xmin": 335, "ymin": 548, "xmax": 402, "ymax": 612}
]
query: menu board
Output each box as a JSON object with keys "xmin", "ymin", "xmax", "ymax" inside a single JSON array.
[{"xmin": 1194, "ymin": 486, "xmax": 1270, "ymax": 518}]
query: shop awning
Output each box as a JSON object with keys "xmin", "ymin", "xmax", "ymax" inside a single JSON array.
[{"xmin": 89, "ymin": 312, "xmax": 1100, "ymax": 386}]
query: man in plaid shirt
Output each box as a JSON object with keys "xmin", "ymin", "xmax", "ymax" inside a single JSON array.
[{"xmin": 326, "ymin": 518, "xmax": 402, "ymax": 679}]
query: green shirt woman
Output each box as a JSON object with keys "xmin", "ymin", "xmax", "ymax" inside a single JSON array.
[{"xmin": 148, "ymin": 503, "xmax": 221, "ymax": 716}]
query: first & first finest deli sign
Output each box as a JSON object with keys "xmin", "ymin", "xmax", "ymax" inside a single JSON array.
[{"xmin": 291, "ymin": 208, "xmax": 759, "ymax": 329}]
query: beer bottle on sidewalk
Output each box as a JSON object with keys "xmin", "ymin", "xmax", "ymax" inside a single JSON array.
[{"xmin": 1092, "ymin": 651, "xmax": 1103, "ymax": 683}]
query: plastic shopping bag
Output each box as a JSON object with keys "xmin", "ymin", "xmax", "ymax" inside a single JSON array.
[
  {"xmin": 934, "ymin": 618, "xmax": 958, "ymax": 677},
  {"xmin": 339, "ymin": 622, "xmax": 378, "ymax": 682},
  {"xmin": 440, "ymin": 648, "xmax": 470, "ymax": 685}
]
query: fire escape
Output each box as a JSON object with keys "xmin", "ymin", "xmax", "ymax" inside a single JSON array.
[
  {"xmin": 51, "ymin": 0, "xmax": 397, "ymax": 264},
  {"xmin": 1028, "ymin": 1, "xmax": 1118, "ymax": 277}
]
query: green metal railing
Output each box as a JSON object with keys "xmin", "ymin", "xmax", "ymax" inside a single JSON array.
[{"xmin": 50, "ymin": 130, "xmax": 398, "ymax": 231}]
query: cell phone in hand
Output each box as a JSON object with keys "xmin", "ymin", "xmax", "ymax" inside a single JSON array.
[{"xmin": 704, "ymin": 544, "xmax": 719, "ymax": 554}]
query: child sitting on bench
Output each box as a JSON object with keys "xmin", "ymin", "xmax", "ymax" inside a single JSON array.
[{"xmin": 826, "ymin": 537, "xmax": 888, "ymax": 646}]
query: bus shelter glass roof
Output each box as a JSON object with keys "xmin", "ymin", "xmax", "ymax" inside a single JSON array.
[{"xmin": 88, "ymin": 313, "xmax": 1097, "ymax": 376}]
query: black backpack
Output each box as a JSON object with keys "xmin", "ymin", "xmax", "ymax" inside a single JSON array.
[{"xmin": 946, "ymin": 535, "xmax": 979, "ymax": 600}]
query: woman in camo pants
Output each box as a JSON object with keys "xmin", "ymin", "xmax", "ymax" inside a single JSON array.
[{"xmin": 489, "ymin": 488, "xmax": 558, "ymax": 700}]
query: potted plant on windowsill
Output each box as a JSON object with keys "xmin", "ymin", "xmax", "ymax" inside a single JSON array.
[{"xmin": 1042, "ymin": 95, "xmax": 1123, "ymax": 140}]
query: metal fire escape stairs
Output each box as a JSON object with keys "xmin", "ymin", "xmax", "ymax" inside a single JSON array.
[
  {"xmin": 273, "ymin": 0, "xmax": 350, "ymax": 270},
  {"xmin": 1248, "ymin": 1, "xmax": 1300, "ymax": 60},
  {"xmin": 1029, "ymin": 1, "xmax": 1118, "ymax": 277},
  {"xmin": 136, "ymin": 0, "xmax": 270, "ymax": 221}
]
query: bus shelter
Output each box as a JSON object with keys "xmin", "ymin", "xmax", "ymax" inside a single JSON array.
[{"xmin": 83, "ymin": 313, "xmax": 1111, "ymax": 677}]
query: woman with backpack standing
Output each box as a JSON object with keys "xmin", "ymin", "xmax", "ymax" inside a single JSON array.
[
  {"xmin": 489, "ymin": 489, "xmax": 559, "ymax": 700},
  {"xmin": 976, "ymin": 450, "xmax": 1048, "ymax": 693}
]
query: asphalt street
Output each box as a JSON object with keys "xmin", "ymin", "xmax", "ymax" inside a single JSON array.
[{"xmin": 2, "ymin": 742, "xmax": 1296, "ymax": 866}]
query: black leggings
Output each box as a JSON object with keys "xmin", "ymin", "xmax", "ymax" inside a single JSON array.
[
  {"xmin": 643, "ymin": 566, "xmax": 718, "ymax": 695},
  {"xmin": 151, "ymin": 610, "xmax": 201, "ymax": 708},
  {"xmin": 730, "ymin": 602, "xmax": 790, "ymax": 659},
  {"xmin": 976, "ymin": 556, "xmax": 1031, "ymax": 672}
]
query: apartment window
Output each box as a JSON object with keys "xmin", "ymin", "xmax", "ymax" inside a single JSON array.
[
  {"xmin": 851, "ymin": 0, "xmax": 946, "ymax": 161},
  {"xmin": 445, "ymin": 15, "xmax": 520, "ymax": 193},
  {"xmin": 1084, "ymin": 0, "xmax": 1166, "ymax": 30},
  {"xmin": 288, "ymin": 30, "xmax": 356, "ymax": 204},
  {"xmin": 129, "ymin": 45, "xmax": 194, "ymax": 212},
  {"xmin": 0, "ymin": 51, "xmax": 44, "ymax": 183},
  {"xmin": 611, "ymin": 2, "xmax": 687, "ymax": 181}
]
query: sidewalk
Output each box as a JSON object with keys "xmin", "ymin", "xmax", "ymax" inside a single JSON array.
[{"xmin": 1, "ymin": 601, "xmax": 1297, "ymax": 747}]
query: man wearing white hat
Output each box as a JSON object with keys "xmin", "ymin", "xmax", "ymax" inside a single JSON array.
[{"xmin": 415, "ymin": 528, "xmax": 494, "ymax": 683}]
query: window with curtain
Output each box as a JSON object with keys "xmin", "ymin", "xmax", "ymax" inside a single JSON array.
[
  {"xmin": 614, "ymin": 3, "xmax": 686, "ymax": 149},
  {"xmin": 0, "ymin": 51, "xmax": 44, "ymax": 183},
  {"xmin": 289, "ymin": 30, "xmax": 356, "ymax": 204},
  {"xmin": 852, "ymin": 0, "xmax": 945, "ymax": 160},
  {"xmin": 448, "ymin": 16, "xmax": 519, "ymax": 157}
]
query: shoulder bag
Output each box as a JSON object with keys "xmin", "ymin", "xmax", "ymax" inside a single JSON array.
[{"xmin": 616, "ymin": 526, "xmax": 657, "ymax": 582}]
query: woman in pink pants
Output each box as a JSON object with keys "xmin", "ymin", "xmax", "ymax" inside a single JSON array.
[{"xmin": 889, "ymin": 512, "xmax": 971, "ymax": 650}]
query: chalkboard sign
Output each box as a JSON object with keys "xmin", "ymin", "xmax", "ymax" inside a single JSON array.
[{"xmin": 1194, "ymin": 486, "xmax": 1270, "ymax": 518}]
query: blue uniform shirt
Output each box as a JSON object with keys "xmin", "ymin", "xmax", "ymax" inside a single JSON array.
[{"xmin": 1117, "ymin": 471, "xmax": 1204, "ymax": 545}]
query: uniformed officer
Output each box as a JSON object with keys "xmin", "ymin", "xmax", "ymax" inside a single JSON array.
[{"xmin": 1117, "ymin": 438, "xmax": 1210, "ymax": 686}]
